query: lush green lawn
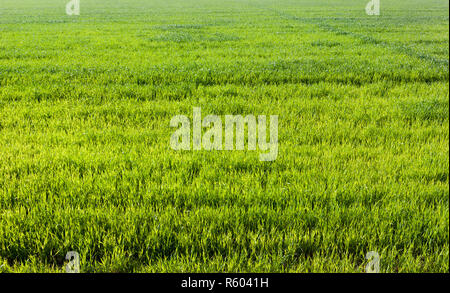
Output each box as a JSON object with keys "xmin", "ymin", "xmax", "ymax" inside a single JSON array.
[{"xmin": 0, "ymin": 0, "xmax": 448, "ymax": 272}]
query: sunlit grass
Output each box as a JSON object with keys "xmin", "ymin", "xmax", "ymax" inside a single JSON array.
[{"xmin": 0, "ymin": 0, "xmax": 448, "ymax": 272}]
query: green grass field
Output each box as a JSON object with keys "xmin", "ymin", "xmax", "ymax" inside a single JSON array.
[{"xmin": 0, "ymin": 0, "xmax": 448, "ymax": 272}]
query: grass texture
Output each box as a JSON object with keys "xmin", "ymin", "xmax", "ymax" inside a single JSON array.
[{"xmin": 0, "ymin": 0, "xmax": 448, "ymax": 272}]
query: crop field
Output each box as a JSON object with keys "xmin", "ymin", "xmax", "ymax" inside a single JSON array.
[{"xmin": 0, "ymin": 0, "xmax": 448, "ymax": 273}]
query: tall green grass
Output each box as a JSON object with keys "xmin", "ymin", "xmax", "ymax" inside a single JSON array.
[{"xmin": 0, "ymin": 0, "xmax": 448, "ymax": 272}]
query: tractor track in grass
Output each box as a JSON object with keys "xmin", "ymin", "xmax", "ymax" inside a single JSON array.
[{"xmin": 245, "ymin": 1, "xmax": 449, "ymax": 70}]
